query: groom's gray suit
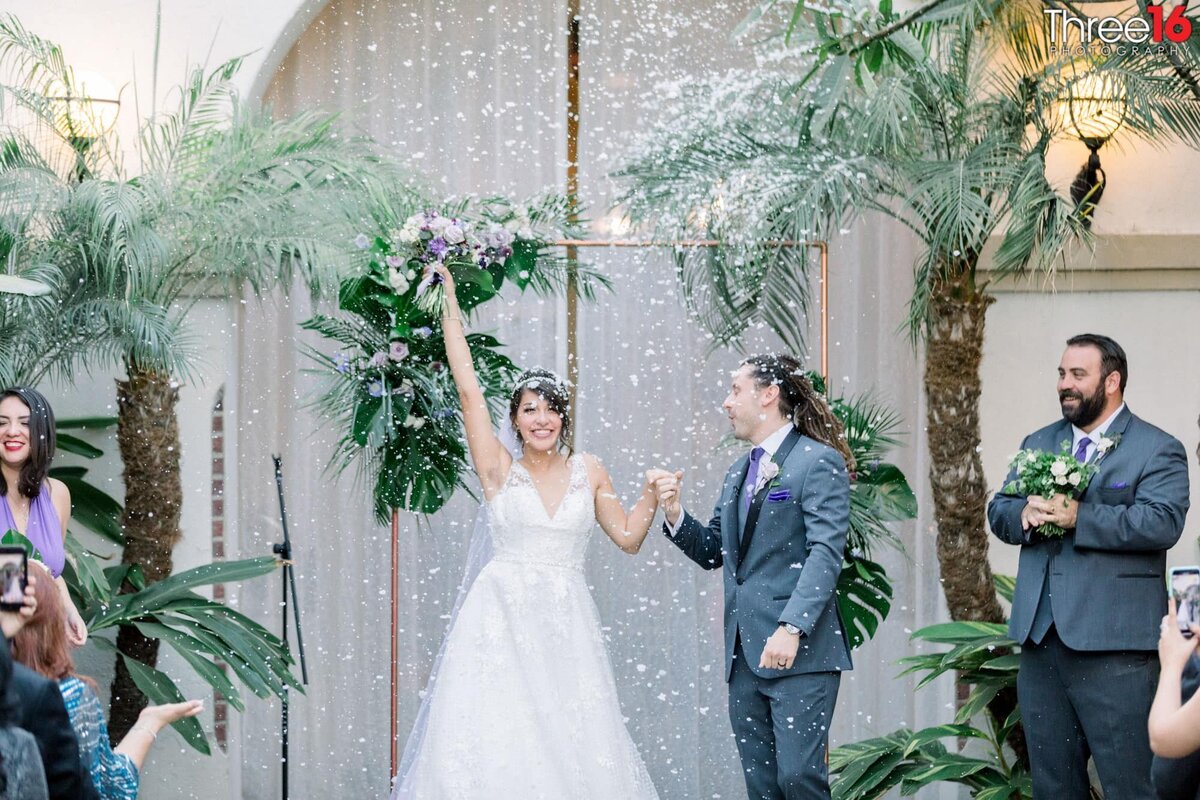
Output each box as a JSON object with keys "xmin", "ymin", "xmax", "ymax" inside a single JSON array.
[
  {"xmin": 666, "ymin": 426, "xmax": 852, "ymax": 800},
  {"xmin": 988, "ymin": 405, "xmax": 1190, "ymax": 799}
]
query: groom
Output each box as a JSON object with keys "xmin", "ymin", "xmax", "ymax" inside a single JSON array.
[
  {"xmin": 655, "ymin": 354, "xmax": 852, "ymax": 800},
  {"xmin": 988, "ymin": 333, "xmax": 1190, "ymax": 798}
]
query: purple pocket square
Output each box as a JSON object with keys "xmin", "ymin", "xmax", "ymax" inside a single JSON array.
[
  {"xmin": 1106, "ymin": 481, "xmax": 1129, "ymax": 490},
  {"xmin": 767, "ymin": 489, "xmax": 792, "ymax": 502}
]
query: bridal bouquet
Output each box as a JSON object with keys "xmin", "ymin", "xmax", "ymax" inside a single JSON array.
[{"xmin": 1002, "ymin": 441, "xmax": 1101, "ymax": 538}]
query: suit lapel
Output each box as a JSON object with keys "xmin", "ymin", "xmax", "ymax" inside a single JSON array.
[
  {"xmin": 1082, "ymin": 406, "xmax": 1133, "ymax": 499},
  {"xmin": 738, "ymin": 429, "xmax": 801, "ymax": 566},
  {"xmin": 725, "ymin": 454, "xmax": 751, "ymax": 569}
]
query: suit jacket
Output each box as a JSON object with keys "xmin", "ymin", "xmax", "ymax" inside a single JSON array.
[
  {"xmin": 5, "ymin": 661, "xmax": 97, "ymax": 800},
  {"xmin": 988, "ymin": 406, "xmax": 1191, "ymax": 651},
  {"xmin": 665, "ymin": 428, "xmax": 853, "ymax": 681}
]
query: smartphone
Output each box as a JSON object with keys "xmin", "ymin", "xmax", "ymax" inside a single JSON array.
[
  {"xmin": 0, "ymin": 546, "xmax": 28, "ymax": 612},
  {"xmin": 1170, "ymin": 566, "xmax": 1200, "ymax": 636}
]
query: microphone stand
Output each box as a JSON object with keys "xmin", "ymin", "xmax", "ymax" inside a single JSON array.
[{"xmin": 273, "ymin": 455, "xmax": 310, "ymax": 800}]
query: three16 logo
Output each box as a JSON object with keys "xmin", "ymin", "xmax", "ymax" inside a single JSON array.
[{"xmin": 1044, "ymin": 2, "xmax": 1194, "ymax": 48}]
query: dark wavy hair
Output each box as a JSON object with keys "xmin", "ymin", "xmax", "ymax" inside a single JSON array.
[
  {"xmin": 508, "ymin": 368, "xmax": 572, "ymax": 453},
  {"xmin": 741, "ymin": 354, "xmax": 856, "ymax": 472},
  {"xmin": 0, "ymin": 386, "xmax": 56, "ymax": 499}
]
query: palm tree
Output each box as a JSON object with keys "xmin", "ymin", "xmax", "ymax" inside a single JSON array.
[
  {"xmin": 619, "ymin": 0, "xmax": 1200, "ymax": 624},
  {"xmin": 2, "ymin": 15, "xmax": 387, "ymax": 737}
]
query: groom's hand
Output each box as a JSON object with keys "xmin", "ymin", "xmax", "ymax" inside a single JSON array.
[
  {"xmin": 760, "ymin": 626, "xmax": 800, "ymax": 670},
  {"xmin": 651, "ymin": 470, "xmax": 684, "ymax": 526}
]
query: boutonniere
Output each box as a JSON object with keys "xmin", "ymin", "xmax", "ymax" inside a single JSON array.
[
  {"xmin": 1095, "ymin": 432, "xmax": 1122, "ymax": 465},
  {"xmin": 757, "ymin": 459, "xmax": 780, "ymax": 490}
]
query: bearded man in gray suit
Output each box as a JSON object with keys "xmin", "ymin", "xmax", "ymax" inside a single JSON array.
[
  {"xmin": 653, "ymin": 354, "xmax": 853, "ymax": 800},
  {"xmin": 988, "ymin": 333, "xmax": 1191, "ymax": 799}
]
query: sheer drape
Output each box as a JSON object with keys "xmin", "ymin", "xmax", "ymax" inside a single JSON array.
[{"xmin": 231, "ymin": 1, "xmax": 951, "ymax": 797}]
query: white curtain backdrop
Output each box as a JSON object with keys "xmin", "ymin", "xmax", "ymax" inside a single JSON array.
[{"xmin": 227, "ymin": 1, "xmax": 953, "ymax": 797}]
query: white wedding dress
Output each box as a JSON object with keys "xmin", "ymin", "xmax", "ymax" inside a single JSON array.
[{"xmin": 391, "ymin": 454, "xmax": 660, "ymax": 799}]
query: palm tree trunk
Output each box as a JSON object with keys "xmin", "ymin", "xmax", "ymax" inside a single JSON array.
[
  {"xmin": 925, "ymin": 274, "xmax": 1026, "ymax": 761},
  {"xmin": 108, "ymin": 365, "xmax": 183, "ymax": 741},
  {"xmin": 925, "ymin": 277, "xmax": 1004, "ymax": 623}
]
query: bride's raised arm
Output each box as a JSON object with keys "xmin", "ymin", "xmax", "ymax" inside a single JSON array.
[
  {"xmin": 431, "ymin": 263, "xmax": 511, "ymax": 495},
  {"xmin": 585, "ymin": 458, "xmax": 668, "ymax": 555}
]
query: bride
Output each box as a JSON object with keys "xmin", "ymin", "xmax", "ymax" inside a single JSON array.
[{"xmin": 390, "ymin": 264, "xmax": 662, "ymax": 799}]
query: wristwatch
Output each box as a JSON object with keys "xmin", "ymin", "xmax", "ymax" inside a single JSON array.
[{"xmin": 781, "ymin": 623, "xmax": 801, "ymax": 636}]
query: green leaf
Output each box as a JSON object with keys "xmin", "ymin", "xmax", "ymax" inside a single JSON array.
[
  {"xmin": 116, "ymin": 652, "xmax": 210, "ymax": 755},
  {"xmin": 902, "ymin": 724, "xmax": 987, "ymax": 757},
  {"xmin": 54, "ymin": 433, "xmax": 103, "ymax": 459},
  {"xmin": 864, "ymin": 41, "xmax": 885, "ymax": 73},
  {"xmin": 55, "ymin": 472, "xmax": 124, "ymax": 544},
  {"xmin": 134, "ymin": 620, "xmax": 243, "ymax": 710},
  {"xmin": 993, "ymin": 573, "xmax": 1016, "ymax": 604},
  {"xmin": 90, "ymin": 557, "xmax": 279, "ymax": 629},
  {"xmin": 1, "ymin": 529, "xmax": 42, "ymax": 562},
  {"xmin": 55, "ymin": 416, "xmax": 118, "ymax": 430},
  {"xmin": 351, "ymin": 394, "xmax": 384, "ymax": 447}
]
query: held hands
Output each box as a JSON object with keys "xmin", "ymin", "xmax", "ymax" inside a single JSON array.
[
  {"xmin": 646, "ymin": 469, "xmax": 684, "ymax": 526},
  {"xmin": 1021, "ymin": 493, "xmax": 1079, "ymax": 531},
  {"xmin": 759, "ymin": 626, "xmax": 801, "ymax": 670},
  {"xmin": 1160, "ymin": 597, "xmax": 1200, "ymax": 673}
]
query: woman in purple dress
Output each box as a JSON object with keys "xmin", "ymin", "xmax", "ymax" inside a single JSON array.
[{"xmin": 0, "ymin": 387, "xmax": 87, "ymax": 645}]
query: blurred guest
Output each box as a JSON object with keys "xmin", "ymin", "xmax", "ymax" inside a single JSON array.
[
  {"xmin": 1, "ymin": 633, "xmax": 49, "ymax": 800},
  {"xmin": 10, "ymin": 562, "xmax": 201, "ymax": 800},
  {"xmin": 1150, "ymin": 598, "xmax": 1200, "ymax": 799},
  {"xmin": 1, "ymin": 570, "xmax": 95, "ymax": 800}
]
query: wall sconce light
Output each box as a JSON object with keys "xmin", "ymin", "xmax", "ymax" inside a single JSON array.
[
  {"xmin": 1063, "ymin": 72, "xmax": 1126, "ymax": 227},
  {"xmin": 46, "ymin": 69, "xmax": 120, "ymax": 180}
]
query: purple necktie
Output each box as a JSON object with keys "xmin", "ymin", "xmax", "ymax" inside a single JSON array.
[
  {"xmin": 743, "ymin": 447, "xmax": 765, "ymax": 514},
  {"xmin": 1073, "ymin": 436, "xmax": 1092, "ymax": 463}
]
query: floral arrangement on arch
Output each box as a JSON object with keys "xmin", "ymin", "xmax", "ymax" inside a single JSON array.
[{"xmin": 303, "ymin": 193, "xmax": 608, "ymax": 520}]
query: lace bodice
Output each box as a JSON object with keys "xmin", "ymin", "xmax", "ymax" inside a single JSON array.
[{"xmin": 487, "ymin": 455, "xmax": 595, "ymax": 571}]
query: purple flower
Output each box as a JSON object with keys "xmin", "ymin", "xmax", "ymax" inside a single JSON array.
[
  {"xmin": 430, "ymin": 361, "xmax": 445, "ymax": 373},
  {"xmin": 433, "ymin": 408, "xmax": 457, "ymax": 420},
  {"xmin": 367, "ymin": 380, "xmax": 385, "ymax": 398},
  {"xmin": 389, "ymin": 342, "xmax": 409, "ymax": 362},
  {"xmin": 412, "ymin": 326, "xmax": 433, "ymax": 338},
  {"xmin": 427, "ymin": 237, "xmax": 448, "ymax": 259},
  {"xmin": 385, "ymin": 254, "xmax": 404, "ymax": 268},
  {"xmin": 368, "ymin": 351, "xmax": 388, "ymax": 368},
  {"xmin": 333, "ymin": 352, "xmax": 352, "ymax": 373},
  {"xmin": 354, "ymin": 233, "xmax": 371, "ymax": 249}
]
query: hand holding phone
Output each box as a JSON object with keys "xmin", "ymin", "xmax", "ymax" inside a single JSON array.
[
  {"xmin": 0, "ymin": 546, "xmax": 29, "ymax": 612},
  {"xmin": 1170, "ymin": 566, "xmax": 1200, "ymax": 637}
]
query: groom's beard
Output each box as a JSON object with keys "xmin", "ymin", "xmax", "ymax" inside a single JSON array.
[{"xmin": 1059, "ymin": 382, "xmax": 1106, "ymax": 427}]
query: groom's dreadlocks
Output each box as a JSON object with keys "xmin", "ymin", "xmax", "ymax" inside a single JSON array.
[{"xmin": 741, "ymin": 354, "xmax": 856, "ymax": 473}]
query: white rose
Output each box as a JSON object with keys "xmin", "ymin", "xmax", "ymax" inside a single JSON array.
[
  {"xmin": 389, "ymin": 270, "xmax": 410, "ymax": 293},
  {"xmin": 1055, "ymin": 474, "xmax": 1068, "ymax": 485},
  {"xmin": 428, "ymin": 215, "xmax": 450, "ymax": 231},
  {"xmin": 443, "ymin": 224, "xmax": 466, "ymax": 245},
  {"xmin": 1050, "ymin": 460, "xmax": 1068, "ymax": 477},
  {"xmin": 405, "ymin": 213, "xmax": 425, "ymax": 228},
  {"xmin": 1068, "ymin": 472, "xmax": 1081, "ymax": 487},
  {"xmin": 1097, "ymin": 436, "xmax": 1114, "ymax": 453},
  {"xmin": 398, "ymin": 225, "xmax": 419, "ymax": 243}
]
